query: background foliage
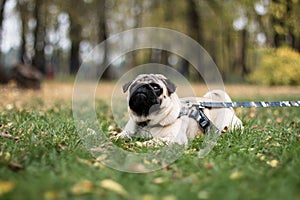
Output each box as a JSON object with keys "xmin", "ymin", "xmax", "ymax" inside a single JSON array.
[
  {"xmin": 248, "ymin": 47, "xmax": 300, "ymax": 85},
  {"xmin": 0, "ymin": 0, "xmax": 300, "ymax": 84}
]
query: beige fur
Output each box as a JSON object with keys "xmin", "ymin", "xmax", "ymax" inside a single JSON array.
[{"xmin": 117, "ymin": 74, "xmax": 243, "ymax": 145}]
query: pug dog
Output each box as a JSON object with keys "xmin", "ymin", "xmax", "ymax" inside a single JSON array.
[{"xmin": 117, "ymin": 74, "xmax": 243, "ymax": 145}]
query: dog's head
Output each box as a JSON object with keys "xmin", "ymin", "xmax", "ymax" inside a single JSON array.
[{"xmin": 123, "ymin": 74, "xmax": 176, "ymax": 116}]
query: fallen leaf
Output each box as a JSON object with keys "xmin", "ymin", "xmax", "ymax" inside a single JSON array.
[
  {"xmin": 250, "ymin": 125, "xmax": 258, "ymax": 130},
  {"xmin": 71, "ymin": 180, "xmax": 94, "ymax": 195},
  {"xmin": 99, "ymin": 179, "xmax": 128, "ymax": 197},
  {"xmin": 265, "ymin": 136, "xmax": 272, "ymax": 141},
  {"xmin": 0, "ymin": 132, "xmax": 13, "ymax": 139},
  {"xmin": 57, "ymin": 142, "xmax": 68, "ymax": 151},
  {"xmin": 92, "ymin": 161, "xmax": 105, "ymax": 169},
  {"xmin": 162, "ymin": 195, "xmax": 177, "ymax": 200},
  {"xmin": 267, "ymin": 160, "xmax": 279, "ymax": 168},
  {"xmin": 0, "ymin": 132, "xmax": 20, "ymax": 142},
  {"xmin": 108, "ymin": 125, "xmax": 115, "ymax": 131},
  {"xmin": 229, "ymin": 171, "xmax": 243, "ymax": 180},
  {"xmin": 141, "ymin": 194, "xmax": 156, "ymax": 200},
  {"xmin": 44, "ymin": 191, "xmax": 59, "ymax": 200},
  {"xmin": 0, "ymin": 152, "xmax": 11, "ymax": 161},
  {"xmin": 152, "ymin": 177, "xmax": 165, "ymax": 184},
  {"xmin": 76, "ymin": 157, "xmax": 92, "ymax": 166},
  {"xmin": 0, "ymin": 181, "xmax": 15, "ymax": 195},
  {"xmin": 259, "ymin": 154, "xmax": 265, "ymax": 161},
  {"xmin": 272, "ymin": 142, "xmax": 281, "ymax": 147},
  {"xmin": 8, "ymin": 162, "xmax": 23, "ymax": 172},
  {"xmin": 95, "ymin": 154, "xmax": 108, "ymax": 162},
  {"xmin": 276, "ymin": 118, "xmax": 284, "ymax": 123}
]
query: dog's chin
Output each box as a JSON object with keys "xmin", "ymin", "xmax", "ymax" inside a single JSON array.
[{"xmin": 129, "ymin": 92, "xmax": 160, "ymax": 116}]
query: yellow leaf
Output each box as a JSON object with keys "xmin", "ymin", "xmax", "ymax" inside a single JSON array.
[
  {"xmin": 141, "ymin": 194, "xmax": 156, "ymax": 200},
  {"xmin": 162, "ymin": 195, "xmax": 177, "ymax": 200},
  {"xmin": 71, "ymin": 180, "xmax": 94, "ymax": 195},
  {"xmin": 229, "ymin": 171, "xmax": 243, "ymax": 180},
  {"xmin": 267, "ymin": 160, "xmax": 279, "ymax": 168},
  {"xmin": 99, "ymin": 179, "xmax": 128, "ymax": 197},
  {"xmin": 152, "ymin": 177, "xmax": 164, "ymax": 184},
  {"xmin": 0, "ymin": 181, "xmax": 15, "ymax": 195},
  {"xmin": 44, "ymin": 191, "xmax": 59, "ymax": 200}
]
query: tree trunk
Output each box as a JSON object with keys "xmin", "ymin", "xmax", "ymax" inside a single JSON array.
[
  {"xmin": 0, "ymin": 0, "xmax": 8, "ymax": 84},
  {"xmin": 286, "ymin": 0, "xmax": 296, "ymax": 49},
  {"xmin": 69, "ymin": 17, "xmax": 81, "ymax": 75},
  {"xmin": 18, "ymin": 1, "xmax": 27, "ymax": 64},
  {"xmin": 241, "ymin": 29, "xmax": 249, "ymax": 77},
  {"xmin": 186, "ymin": 0, "xmax": 203, "ymax": 43},
  {"xmin": 184, "ymin": 0, "xmax": 204, "ymax": 78},
  {"xmin": 98, "ymin": 0, "xmax": 111, "ymax": 79},
  {"xmin": 32, "ymin": 0, "xmax": 46, "ymax": 73},
  {"xmin": 69, "ymin": 40, "xmax": 80, "ymax": 75},
  {"xmin": 0, "ymin": 0, "xmax": 7, "ymax": 30}
]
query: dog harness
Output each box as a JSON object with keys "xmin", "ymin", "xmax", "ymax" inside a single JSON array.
[{"xmin": 178, "ymin": 104, "xmax": 211, "ymax": 132}]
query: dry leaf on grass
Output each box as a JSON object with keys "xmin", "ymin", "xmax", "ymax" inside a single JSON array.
[
  {"xmin": 267, "ymin": 160, "xmax": 279, "ymax": 168},
  {"xmin": 0, "ymin": 181, "xmax": 15, "ymax": 195},
  {"xmin": 71, "ymin": 180, "xmax": 94, "ymax": 195},
  {"xmin": 152, "ymin": 177, "xmax": 165, "ymax": 184},
  {"xmin": 44, "ymin": 191, "xmax": 60, "ymax": 200},
  {"xmin": 99, "ymin": 179, "xmax": 128, "ymax": 197},
  {"xmin": 0, "ymin": 152, "xmax": 11, "ymax": 161},
  {"xmin": 0, "ymin": 132, "xmax": 20, "ymax": 142},
  {"xmin": 8, "ymin": 162, "xmax": 23, "ymax": 172},
  {"xmin": 229, "ymin": 171, "xmax": 243, "ymax": 180}
]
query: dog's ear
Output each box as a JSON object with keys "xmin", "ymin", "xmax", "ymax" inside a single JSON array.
[
  {"xmin": 155, "ymin": 74, "xmax": 176, "ymax": 94},
  {"xmin": 122, "ymin": 81, "xmax": 132, "ymax": 93},
  {"xmin": 162, "ymin": 78, "xmax": 176, "ymax": 94}
]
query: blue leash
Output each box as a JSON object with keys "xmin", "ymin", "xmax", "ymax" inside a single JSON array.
[{"xmin": 187, "ymin": 101, "xmax": 300, "ymax": 108}]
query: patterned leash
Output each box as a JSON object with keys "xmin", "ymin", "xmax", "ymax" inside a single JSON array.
[{"xmin": 187, "ymin": 101, "xmax": 300, "ymax": 108}]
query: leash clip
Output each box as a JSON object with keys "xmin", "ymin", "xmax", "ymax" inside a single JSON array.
[{"xmin": 186, "ymin": 101, "xmax": 205, "ymax": 109}]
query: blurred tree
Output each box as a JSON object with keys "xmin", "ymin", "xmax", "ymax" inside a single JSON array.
[
  {"xmin": 64, "ymin": 1, "xmax": 83, "ymax": 75},
  {"xmin": 0, "ymin": 0, "xmax": 8, "ymax": 83},
  {"xmin": 17, "ymin": 0, "xmax": 30, "ymax": 64},
  {"xmin": 269, "ymin": 0, "xmax": 298, "ymax": 49},
  {"xmin": 69, "ymin": 15, "xmax": 81, "ymax": 75},
  {"xmin": 97, "ymin": 0, "xmax": 111, "ymax": 78},
  {"xmin": 32, "ymin": 0, "xmax": 46, "ymax": 73},
  {"xmin": 1, "ymin": 0, "xmax": 300, "ymax": 82},
  {"xmin": 0, "ymin": 0, "xmax": 7, "ymax": 33}
]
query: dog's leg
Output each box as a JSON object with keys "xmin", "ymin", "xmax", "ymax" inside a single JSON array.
[
  {"xmin": 203, "ymin": 90, "xmax": 243, "ymax": 131},
  {"xmin": 144, "ymin": 118, "xmax": 189, "ymax": 145},
  {"xmin": 115, "ymin": 119, "xmax": 137, "ymax": 140}
]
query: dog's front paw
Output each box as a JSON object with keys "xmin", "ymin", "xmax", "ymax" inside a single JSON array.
[{"xmin": 114, "ymin": 131, "xmax": 132, "ymax": 141}]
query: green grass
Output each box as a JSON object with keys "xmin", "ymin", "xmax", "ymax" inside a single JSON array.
[{"xmin": 1, "ymin": 99, "xmax": 300, "ymax": 200}]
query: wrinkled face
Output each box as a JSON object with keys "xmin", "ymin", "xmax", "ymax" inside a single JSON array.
[{"xmin": 123, "ymin": 74, "xmax": 176, "ymax": 116}]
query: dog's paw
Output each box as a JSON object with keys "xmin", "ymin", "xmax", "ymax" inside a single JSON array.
[{"xmin": 113, "ymin": 131, "xmax": 132, "ymax": 141}]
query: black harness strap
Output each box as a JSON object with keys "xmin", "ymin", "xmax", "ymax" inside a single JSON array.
[{"xmin": 179, "ymin": 106, "xmax": 211, "ymax": 132}]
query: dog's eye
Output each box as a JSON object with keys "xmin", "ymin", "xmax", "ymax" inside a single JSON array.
[
  {"xmin": 150, "ymin": 83, "xmax": 160, "ymax": 91},
  {"xmin": 150, "ymin": 83, "xmax": 163, "ymax": 95}
]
